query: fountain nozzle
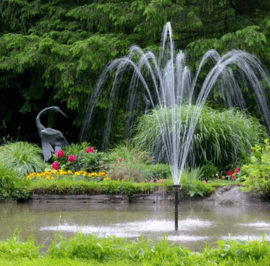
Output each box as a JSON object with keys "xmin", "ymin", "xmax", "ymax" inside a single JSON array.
[{"xmin": 173, "ymin": 185, "xmax": 180, "ymax": 231}]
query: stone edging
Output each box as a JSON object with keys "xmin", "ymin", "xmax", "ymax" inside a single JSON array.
[{"xmin": 29, "ymin": 185, "xmax": 270, "ymax": 205}]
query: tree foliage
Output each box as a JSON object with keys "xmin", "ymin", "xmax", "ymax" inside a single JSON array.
[{"xmin": 0, "ymin": 0, "xmax": 270, "ymax": 147}]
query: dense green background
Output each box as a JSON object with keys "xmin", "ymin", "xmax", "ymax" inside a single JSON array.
[{"xmin": 1, "ymin": 0, "xmax": 270, "ymax": 148}]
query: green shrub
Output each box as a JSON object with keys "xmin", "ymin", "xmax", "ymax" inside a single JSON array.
[
  {"xmin": 137, "ymin": 163, "xmax": 171, "ymax": 181},
  {"xmin": 106, "ymin": 143, "xmax": 153, "ymax": 165},
  {"xmin": 180, "ymin": 168, "xmax": 212, "ymax": 197},
  {"xmin": 52, "ymin": 142, "xmax": 106, "ymax": 173},
  {"xmin": 102, "ymin": 144, "xmax": 154, "ymax": 182},
  {"xmin": 132, "ymin": 106, "xmax": 267, "ymax": 169},
  {"xmin": 0, "ymin": 164, "xmax": 30, "ymax": 201},
  {"xmin": 0, "ymin": 141, "xmax": 46, "ymax": 177},
  {"xmin": 201, "ymin": 161, "xmax": 218, "ymax": 181},
  {"xmin": 241, "ymin": 139, "xmax": 270, "ymax": 195}
]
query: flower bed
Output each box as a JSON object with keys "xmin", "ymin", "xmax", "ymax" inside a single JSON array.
[{"xmin": 26, "ymin": 169, "xmax": 109, "ymax": 182}]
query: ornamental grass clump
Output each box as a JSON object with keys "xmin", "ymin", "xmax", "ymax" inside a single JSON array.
[
  {"xmin": 0, "ymin": 141, "xmax": 46, "ymax": 177},
  {"xmin": 132, "ymin": 106, "xmax": 267, "ymax": 169}
]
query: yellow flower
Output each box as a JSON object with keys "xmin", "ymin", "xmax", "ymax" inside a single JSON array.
[
  {"xmin": 103, "ymin": 176, "xmax": 109, "ymax": 181},
  {"xmin": 98, "ymin": 171, "xmax": 106, "ymax": 177}
]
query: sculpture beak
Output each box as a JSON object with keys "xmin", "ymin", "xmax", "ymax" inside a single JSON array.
[{"xmin": 59, "ymin": 110, "xmax": 67, "ymax": 118}]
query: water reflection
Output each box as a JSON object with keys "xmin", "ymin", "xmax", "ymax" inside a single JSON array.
[{"xmin": 0, "ymin": 200, "xmax": 270, "ymax": 251}]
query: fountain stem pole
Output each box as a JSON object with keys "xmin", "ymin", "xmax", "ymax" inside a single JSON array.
[{"xmin": 173, "ymin": 185, "xmax": 180, "ymax": 231}]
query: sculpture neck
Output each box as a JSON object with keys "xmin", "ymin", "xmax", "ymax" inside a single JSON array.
[{"xmin": 36, "ymin": 107, "xmax": 52, "ymax": 134}]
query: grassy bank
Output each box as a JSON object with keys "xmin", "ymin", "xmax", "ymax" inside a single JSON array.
[
  {"xmin": 26, "ymin": 179, "xmax": 241, "ymax": 202},
  {"xmin": 0, "ymin": 164, "xmax": 243, "ymax": 202},
  {"xmin": 0, "ymin": 232, "xmax": 270, "ymax": 266}
]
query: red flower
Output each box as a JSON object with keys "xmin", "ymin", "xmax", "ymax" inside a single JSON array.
[
  {"xmin": 202, "ymin": 180, "xmax": 207, "ymax": 183},
  {"xmin": 235, "ymin": 167, "xmax": 240, "ymax": 173},
  {"xmin": 118, "ymin": 157, "xmax": 123, "ymax": 162},
  {"xmin": 68, "ymin": 155, "xmax": 76, "ymax": 163},
  {"xmin": 85, "ymin": 147, "xmax": 94, "ymax": 153},
  {"xmin": 52, "ymin": 161, "xmax": 60, "ymax": 170},
  {"xmin": 232, "ymin": 175, "xmax": 236, "ymax": 179},
  {"xmin": 56, "ymin": 150, "xmax": 65, "ymax": 158},
  {"xmin": 228, "ymin": 171, "xmax": 234, "ymax": 176}
]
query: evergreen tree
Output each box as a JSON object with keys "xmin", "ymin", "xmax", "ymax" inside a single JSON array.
[{"xmin": 0, "ymin": 0, "xmax": 269, "ymax": 147}]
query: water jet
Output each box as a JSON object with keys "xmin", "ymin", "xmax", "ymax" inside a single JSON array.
[{"xmin": 80, "ymin": 22, "xmax": 270, "ymax": 230}]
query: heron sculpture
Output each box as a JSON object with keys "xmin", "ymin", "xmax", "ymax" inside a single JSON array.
[{"xmin": 36, "ymin": 106, "xmax": 70, "ymax": 163}]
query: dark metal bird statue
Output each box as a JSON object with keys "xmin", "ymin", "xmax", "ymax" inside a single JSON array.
[{"xmin": 36, "ymin": 106, "xmax": 70, "ymax": 163}]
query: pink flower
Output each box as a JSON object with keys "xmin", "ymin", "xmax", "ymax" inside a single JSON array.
[
  {"xmin": 157, "ymin": 180, "xmax": 162, "ymax": 183},
  {"xmin": 85, "ymin": 147, "xmax": 94, "ymax": 153},
  {"xmin": 232, "ymin": 175, "xmax": 236, "ymax": 180},
  {"xmin": 68, "ymin": 155, "xmax": 76, "ymax": 163},
  {"xmin": 202, "ymin": 180, "xmax": 207, "ymax": 183},
  {"xmin": 235, "ymin": 167, "xmax": 240, "ymax": 173},
  {"xmin": 56, "ymin": 150, "xmax": 65, "ymax": 158},
  {"xmin": 52, "ymin": 161, "xmax": 60, "ymax": 170},
  {"xmin": 228, "ymin": 171, "xmax": 234, "ymax": 176},
  {"xmin": 150, "ymin": 179, "xmax": 155, "ymax": 182},
  {"xmin": 118, "ymin": 157, "xmax": 123, "ymax": 162}
]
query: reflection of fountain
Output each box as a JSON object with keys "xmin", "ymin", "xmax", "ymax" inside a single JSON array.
[{"xmin": 79, "ymin": 22, "xmax": 270, "ymax": 230}]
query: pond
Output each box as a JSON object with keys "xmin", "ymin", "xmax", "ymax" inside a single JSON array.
[{"xmin": 1, "ymin": 199, "xmax": 270, "ymax": 251}]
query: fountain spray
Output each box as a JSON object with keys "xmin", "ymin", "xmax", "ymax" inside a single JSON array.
[{"xmin": 80, "ymin": 22, "xmax": 270, "ymax": 230}]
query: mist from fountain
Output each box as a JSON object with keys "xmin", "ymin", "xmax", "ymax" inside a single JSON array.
[{"xmin": 80, "ymin": 22, "xmax": 270, "ymax": 185}]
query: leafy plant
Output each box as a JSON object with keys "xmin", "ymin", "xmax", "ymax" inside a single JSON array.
[
  {"xmin": 180, "ymin": 168, "xmax": 211, "ymax": 197},
  {"xmin": 0, "ymin": 230, "xmax": 40, "ymax": 259},
  {"xmin": 241, "ymin": 139, "xmax": 270, "ymax": 195},
  {"xmin": 0, "ymin": 141, "xmax": 46, "ymax": 177},
  {"xmin": 0, "ymin": 164, "xmax": 30, "ymax": 201},
  {"xmin": 137, "ymin": 163, "xmax": 171, "ymax": 181},
  {"xmin": 51, "ymin": 142, "xmax": 106, "ymax": 173},
  {"xmin": 215, "ymin": 234, "xmax": 269, "ymax": 261},
  {"xmin": 102, "ymin": 144, "xmax": 154, "ymax": 182},
  {"xmin": 201, "ymin": 161, "xmax": 218, "ymax": 181}
]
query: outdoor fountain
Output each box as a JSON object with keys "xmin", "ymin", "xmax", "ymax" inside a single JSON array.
[{"xmin": 79, "ymin": 22, "xmax": 270, "ymax": 230}]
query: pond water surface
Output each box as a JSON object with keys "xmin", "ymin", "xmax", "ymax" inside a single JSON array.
[{"xmin": 1, "ymin": 200, "xmax": 270, "ymax": 251}]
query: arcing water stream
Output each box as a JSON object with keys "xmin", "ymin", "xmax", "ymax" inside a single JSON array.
[{"xmin": 80, "ymin": 22, "xmax": 270, "ymax": 185}]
